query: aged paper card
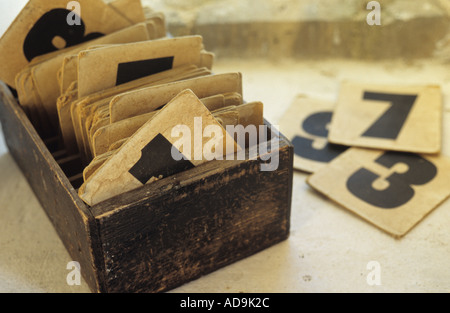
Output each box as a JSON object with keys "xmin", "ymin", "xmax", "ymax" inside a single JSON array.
[
  {"xmin": 307, "ymin": 148, "xmax": 450, "ymax": 237},
  {"xmin": 328, "ymin": 83, "xmax": 442, "ymax": 154},
  {"xmin": 79, "ymin": 89, "xmax": 239, "ymax": 206},
  {"xmin": 279, "ymin": 95, "xmax": 348, "ymax": 173}
]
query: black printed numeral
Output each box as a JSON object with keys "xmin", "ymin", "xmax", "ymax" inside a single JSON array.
[
  {"xmin": 347, "ymin": 152, "xmax": 437, "ymax": 209},
  {"xmin": 292, "ymin": 112, "xmax": 347, "ymax": 163},
  {"xmin": 23, "ymin": 9, "xmax": 103, "ymax": 61},
  {"xmin": 129, "ymin": 134, "xmax": 194, "ymax": 185},
  {"xmin": 362, "ymin": 92, "xmax": 417, "ymax": 140},
  {"xmin": 116, "ymin": 56, "xmax": 174, "ymax": 86}
]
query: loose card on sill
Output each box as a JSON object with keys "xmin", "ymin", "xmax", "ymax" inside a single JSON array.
[
  {"xmin": 328, "ymin": 82, "xmax": 442, "ymax": 154},
  {"xmin": 307, "ymin": 148, "xmax": 450, "ymax": 238},
  {"xmin": 279, "ymin": 95, "xmax": 348, "ymax": 173}
]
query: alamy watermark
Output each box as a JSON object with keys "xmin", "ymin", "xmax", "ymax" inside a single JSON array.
[
  {"xmin": 171, "ymin": 118, "xmax": 280, "ymax": 172},
  {"xmin": 66, "ymin": 261, "xmax": 81, "ymax": 286},
  {"xmin": 67, "ymin": 1, "xmax": 82, "ymax": 26},
  {"xmin": 366, "ymin": 261, "xmax": 382, "ymax": 286},
  {"xmin": 367, "ymin": 1, "xmax": 382, "ymax": 26}
]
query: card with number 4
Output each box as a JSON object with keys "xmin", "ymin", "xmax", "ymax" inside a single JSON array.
[
  {"xmin": 307, "ymin": 148, "xmax": 450, "ymax": 238},
  {"xmin": 328, "ymin": 82, "xmax": 442, "ymax": 154}
]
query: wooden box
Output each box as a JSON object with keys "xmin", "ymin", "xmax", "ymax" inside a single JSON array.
[{"xmin": 0, "ymin": 82, "xmax": 293, "ymax": 293}]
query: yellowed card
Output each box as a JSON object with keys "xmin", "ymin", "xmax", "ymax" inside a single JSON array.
[
  {"xmin": 91, "ymin": 99, "xmax": 252, "ymax": 157},
  {"xmin": 87, "ymin": 105, "xmax": 249, "ymax": 171},
  {"xmin": 26, "ymin": 22, "xmax": 151, "ymax": 131},
  {"xmin": 79, "ymin": 89, "xmax": 239, "ymax": 206},
  {"xmin": 279, "ymin": 95, "xmax": 348, "ymax": 173},
  {"xmin": 307, "ymin": 148, "xmax": 450, "ymax": 238},
  {"xmin": 108, "ymin": 0, "xmax": 146, "ymax": 24},
  {"xmin": 0, "ymin": 0, "xmax": 132, "ymax": 88},
  {"xmin": 224, "ymin": 92, "xmax": 244, "ymax": 107},
  {"xmin": 145, "ymin": 12, "xmax": 167, "ymax": 39},
  {"xmin": 77, "ymin": 36, "xmax": 205, "ymax": 98},
  {"xmin": 328, "ymin": 82, "xmax": 442, "ymax": 154},
  {"xmin": 68, "ymin": 65, "xmax": 200, "ymax": 154},
  {"xmin": 72, "ymin": 65, "xmax": 209, "ymax": 162},
  {"xmin": 200, "ymin": 51, "xmax": 215, "ymax": 70},
  {"xmin": 57, "ymin": 82, "xmax": 79, "ymax": 153},
  {"xmin": 60, "ymin": 54, "xmax": 78, "ymax": 95},
  {"xmin": 109, "ymin": 73, "xmax": 243, "ymax": 123}
]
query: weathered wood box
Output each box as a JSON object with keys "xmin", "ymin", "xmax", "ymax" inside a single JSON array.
[{"xmin": 0, "ymin": 82, "xmax": 293, "ymax": 293}]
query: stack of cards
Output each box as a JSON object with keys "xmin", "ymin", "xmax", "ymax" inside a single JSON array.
[
  {"xmin": 0, "ymin": 0, "xmax": 266, "ymax": 206},
  {"xmin": 280, "ymin": 82, "xmax": 450, "ymax": 238}
]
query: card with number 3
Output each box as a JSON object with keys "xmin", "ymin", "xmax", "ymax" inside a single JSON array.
[{"xmin": 307, "ymin": 148, "xmax": 450, "ymax": 237}]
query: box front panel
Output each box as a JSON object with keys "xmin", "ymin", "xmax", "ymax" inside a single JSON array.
[{"xmin": 95, "ymin": 141, "xmax": 293, "ymax": 293}]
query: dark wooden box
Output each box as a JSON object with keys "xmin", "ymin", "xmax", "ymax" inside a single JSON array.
[{"xmin": 0, "ymin": 82, "xmax": 293, "ymax": 293}]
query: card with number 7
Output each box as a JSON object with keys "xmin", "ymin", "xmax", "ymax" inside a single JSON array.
[{"xmin": 328, "ymin": 82, "xmax": 442, "ymax": 154}]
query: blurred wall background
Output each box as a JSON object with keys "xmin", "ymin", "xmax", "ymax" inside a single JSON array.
[
  {"xmin": 143, "ymin": 0, "xmax": 450, "ymax": 61},
  {"xmin": 1, "ymin": 1, "xmax": 448, "ymax": 61}
]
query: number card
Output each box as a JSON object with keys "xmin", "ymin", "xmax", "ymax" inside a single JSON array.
[
  {"xmin": 0, "ymin": 0, "xmax": 132, "ymax": 88},
  {"xmin": 328, "ymin": 83, "xmax": 442, "ymax": 154},
  {"xmin": 108, "ymin": 0, "xmax": 147, "ymax": 24},
  {"xmin": 279, "ymin": 95, "xmax": 348, "ymax": 173},
  {"xmin": 78, "ymin": 89, "xmax": 239, "ymax": 206},
  {"xmin": 77, "ymin": 36, "xmax": 205, "ymax": 98},
  {"xmin": 307, "ymin": 148, "xmax": 450, "ymax": 237}
]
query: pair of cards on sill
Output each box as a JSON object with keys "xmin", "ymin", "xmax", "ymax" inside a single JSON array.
[
  {"xmin": 280, "ymin": 83, "xmax": 450, "ymax": 238},
  {"xmin": 0, "ymin": 0, "xmax": 266, "ymax": 206}
]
